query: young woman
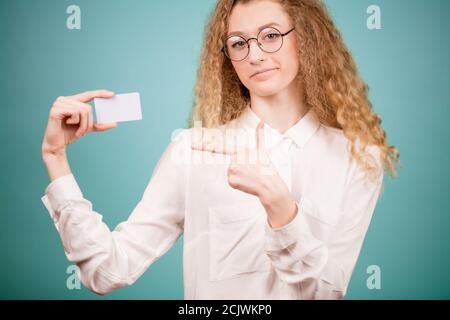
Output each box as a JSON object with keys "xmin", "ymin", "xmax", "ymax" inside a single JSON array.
[{"xmin": 41, "ymin": 0, "xmax": 400, "ymax": 299}]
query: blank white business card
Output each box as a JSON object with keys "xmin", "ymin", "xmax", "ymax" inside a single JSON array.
[{"xmin": 94, "ymin": 92, "xmax": 142, "ymax": 124}]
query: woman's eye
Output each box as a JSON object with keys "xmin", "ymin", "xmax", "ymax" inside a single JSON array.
[
  {"xmin": 231, "ymin": 41, "xmax": 246, "ymax": 49},
  {"xmin": 264, "ymin": 33, "xmax": 280, "ymax": 41}
]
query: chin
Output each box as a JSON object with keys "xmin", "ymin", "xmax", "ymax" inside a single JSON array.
[{"xmin": 249, "ymin": 83, "xmax": 283, "ymax": 97}]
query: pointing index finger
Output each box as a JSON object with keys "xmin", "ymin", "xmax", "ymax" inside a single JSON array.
[
  {"xmin": 191, "ymin": 141, "xmax": 237, "ymax": 155},
  {"xmin": 68, "ymin": 90, "xmax": 115, "ymax": 103},
  {"xmin": 256, "ymin": 120, "xmax": 265, "ymax": 150}
]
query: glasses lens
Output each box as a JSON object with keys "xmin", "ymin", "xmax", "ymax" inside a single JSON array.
[
  {"xmin": 258, "ymin": 27, "xmax": 283, "ymax": 53},
  {"xmin": 225, "ymin": 36, "xmax": 248, "ymax": 61}
]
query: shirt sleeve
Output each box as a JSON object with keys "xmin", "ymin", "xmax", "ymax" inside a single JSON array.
[
  {"xmin": 263, "ymin": 146, "xmax": 384, "ymax": 299},
  {"xmin": 40, "ymin": 129, "xmax": 190, "ymax": 295}
]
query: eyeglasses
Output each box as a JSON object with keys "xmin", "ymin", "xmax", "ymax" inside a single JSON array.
[{"xmin": 222, "ymin": 26, "xmax": 295, "ymax": 62}]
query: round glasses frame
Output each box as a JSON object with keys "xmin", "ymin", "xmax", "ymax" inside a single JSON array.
[{"xmin": 222, "ymin": 26, "xmax": 295, "ymax": 62}]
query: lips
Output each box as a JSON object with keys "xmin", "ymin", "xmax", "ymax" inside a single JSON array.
[{"xmin": 251, "ymin": 68, "xmax": 278, "ymax": 78}]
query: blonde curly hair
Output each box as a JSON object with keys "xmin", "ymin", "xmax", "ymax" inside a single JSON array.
[{"xmin": 189, "ymin": 0, "xmax": 400, "ymax": 184}]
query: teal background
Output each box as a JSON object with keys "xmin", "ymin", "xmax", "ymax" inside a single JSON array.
[{"xmin": 0, "ymin": 0, "xmax": 448, "ymax": 299}]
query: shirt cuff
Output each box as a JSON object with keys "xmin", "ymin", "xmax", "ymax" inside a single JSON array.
[{"xmin": 41, "ymin": 173, "xmax": 83, "ymax": 223}]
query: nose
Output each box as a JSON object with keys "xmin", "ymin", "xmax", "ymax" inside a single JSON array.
[{"xmin": 247, "ymin": 38, "xmax": 265, "ymax": 63}]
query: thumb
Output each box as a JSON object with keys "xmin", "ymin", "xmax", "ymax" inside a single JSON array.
[
  {"xmin": 93, "ymin": 122, "xmax": 118, "ymax": 132},
  {"xmin": 256, "ymin": 120, "xmax": 265, "ymax": 150}
]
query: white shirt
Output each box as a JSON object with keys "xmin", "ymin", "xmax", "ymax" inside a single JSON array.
[{"xmin": 41, "ymin": 104, "xmax": 384, "ymax": 299}]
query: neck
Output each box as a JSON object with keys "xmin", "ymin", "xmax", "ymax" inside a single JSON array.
[{"xmin": 249, "ymin": 80, "xmax": 308, "ymax": 134}]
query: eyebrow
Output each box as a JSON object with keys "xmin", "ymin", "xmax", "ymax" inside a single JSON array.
[{"xmin": 227, "ymin": 22, "xmax": 282, "ymax": 37}]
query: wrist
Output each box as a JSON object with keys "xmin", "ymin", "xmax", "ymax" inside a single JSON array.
[
  {"xmin": 267, "ymin": 201, "xmax": 298, "ymax": 229},
  {"xmin": 42, "ymin": 150, "xmax": 71, "ymax": 182},
  {"xmin": 259, "ymin": 187, "xmax": 284, "ymax": 209},
  {"xmin": 42, "ymin": 151, "xmax": 67, "ymax": 164},
  {"xmin": 258, "ymin": 179, "xmax": 298, "ymax": 229},
  {"xmin": 42, "ymin": 144, "xmax": 67, "ymax": 162}
]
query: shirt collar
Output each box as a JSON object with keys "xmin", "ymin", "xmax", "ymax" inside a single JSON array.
[{"xmin": 236, "ymin": 103, "xmax": 321, "ymax": 149}]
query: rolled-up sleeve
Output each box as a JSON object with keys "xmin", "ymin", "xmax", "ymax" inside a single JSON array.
[
  {"xmin": 263, "ymin": 147, "xmax": 384, "ymax": 299},
  {"xmin": 40, "ymin": 129, "xmax": 190, "ymax": 295}
]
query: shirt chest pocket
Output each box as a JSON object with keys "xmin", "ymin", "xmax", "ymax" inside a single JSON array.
[{"xmin": 208, "ymin": 201, "xmax": 272, "ymax": 282}]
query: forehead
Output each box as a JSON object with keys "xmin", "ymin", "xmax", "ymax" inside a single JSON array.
[{"xmin": 227, "ymin": 1, "xmax": 291, "ymax": 37}]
